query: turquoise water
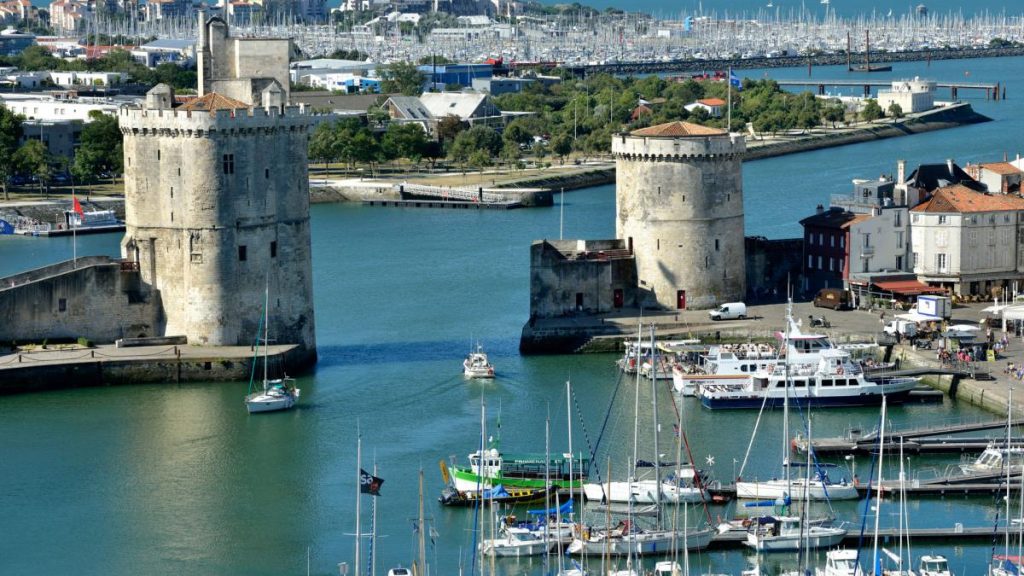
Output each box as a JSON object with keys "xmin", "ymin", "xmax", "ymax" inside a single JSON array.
[{"xmin": 3, "ymin": 55, "xmax": 1024, "ymax": 575}]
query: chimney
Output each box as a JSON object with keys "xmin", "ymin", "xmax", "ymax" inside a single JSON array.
[
  {"xmin": 816, "ymin": 204, "xmax": 824, "ymax": 215},
  {"xmin": 897, "ymin": 159, "xmax": 906, "ymax": 183},
  {"xmin": 947, "ymin": 158, "xmax": 955, "ymax": 176}
]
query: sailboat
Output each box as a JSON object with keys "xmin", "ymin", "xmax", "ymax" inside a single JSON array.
[
  {"xmin": 244, "ymin": 285, "xmax": 299, "ymax": 413},
  {"xmin": 735, "ymin": 302, "xmax": 857, "ymax": 501},
  {"xmin": 991, "ymin": 388, "xmax": 1022, "ymax": 576}
]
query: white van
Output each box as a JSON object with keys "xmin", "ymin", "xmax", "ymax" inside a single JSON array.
[{"xmin": 709, "ymin": 302, "xmax": 747, "ymax": 321}]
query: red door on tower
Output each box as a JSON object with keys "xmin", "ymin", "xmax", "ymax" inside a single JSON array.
[{"xmin": 676, "ymin": 290, "xmax": 686, "ymax": 310}]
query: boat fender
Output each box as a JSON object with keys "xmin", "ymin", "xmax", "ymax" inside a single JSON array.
[{"xmin": 741, "ymin": 518, "xmax": 752, "ymax": 528}]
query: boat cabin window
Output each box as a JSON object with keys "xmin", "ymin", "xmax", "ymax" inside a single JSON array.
[
  {"xmin": 776, "ymin": 381, "xmax": 786, "ymax": 388},
  {"xmin": 793, "ymin": 379, "xmax": 807, "ymax": 388},
  {"xmin": 821, "ymin": 379, "xmax": 833, "ymax": 387}
]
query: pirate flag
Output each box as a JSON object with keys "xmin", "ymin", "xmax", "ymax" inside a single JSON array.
[{"xmin": 359, "ymin": 469, "xmax": 384, "ymax": 496}]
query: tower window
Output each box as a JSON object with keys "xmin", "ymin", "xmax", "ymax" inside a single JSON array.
[
  {"xmin": 157, "ymin": 149, "xmax": 160, "ymax": 161},
  {"xmin": 223, "ymin": 154, "xmax": 235, "ymax": 175},
  {"xmin": 265, "ymin": 168, "xmax": 270, "ymax": 179},
  {"xmin": 58, "ymin": 298, "xmax": 67, "ymax": 312},
  {"xmin": 715, "ymin": 239, "xmax": 719, "ymax": 251},
  {"xmin": 170, "ymin": 186, "xmax": 173, "ymax": 198},
  {"xmin": 270, "ymin": 241, "xmax": 277, "ymax": 258},
  {"xmin": 238, "ymin": 245, "xmax": 247, "ymax": 261}
]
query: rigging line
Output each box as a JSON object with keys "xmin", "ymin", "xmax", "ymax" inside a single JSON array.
[
  {"xmin": 792, "ymin": 391, "xmax": 837, "ymax": 518},
  {"xmin": 571, "ymin": 383, "xmax": 600, "ymax": 482},
  {"xmin": 666, "ymin": 382, "xmax": 712, "ymax": 525},
  {"xmin": 589, "ymin": 361, "xmax": 627, "ymax": 481},
  {"xmin": 853, "ymin": 406, "xmax": 884, "ymax": 571}
]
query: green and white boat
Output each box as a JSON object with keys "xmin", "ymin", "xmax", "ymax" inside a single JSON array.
[{"xmin": 450, "ymin": 448, "xmax": 590, "ymax": 492}]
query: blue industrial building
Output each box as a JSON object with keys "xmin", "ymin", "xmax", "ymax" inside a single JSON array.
[
  {"xmin": 0, "ymin": 29, "xmax": 36, "ymax": 57},
  {"xmin": 417, "ymin": 63, "xmax": 493, "ymax": 90}
]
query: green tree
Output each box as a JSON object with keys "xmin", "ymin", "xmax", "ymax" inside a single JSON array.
[
  {"xmin": 380, "ymin": 61, "xmax": 424, "ymax": 96},
  {"xmin": 0, "ymin": 105, "xmax": 23, "ymax": 200},
  {"xmin": 308, "ymin": 122, "xmax": 340, "ymax": 169},
  {"xmin": 550, "ymin": 133, "xmax": 573, "ymax": 163},
  {"xmin": 14, "ymin": 139, "xmax": 53, "ymax": 195},
  {"xmin": 448, "ymin": 125, "xmax": 501, "ymax": 168},
  {"xmin": 860, "ymin": 99, "xmax": 884, "ymax": 122},
  {"xmin": 71, "ymin": 111, "xmax": 122, "ymax": 184},
  {"xmin": 823, "ymin": 103, "xmax": 845, "ymax": 129},
  {"xmin": 436, "ymin": 115, "xmax": 467, "ymax": 147},
  {"xmin": 887, "ymin": 102, "xmax": 904, "ymax": 121},
  {"xmin": 381, "ymin": 123, "xmax": 427, "ymax": 165}
]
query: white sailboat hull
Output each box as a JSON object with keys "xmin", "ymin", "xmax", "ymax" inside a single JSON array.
[
  {"xmin": 479, "ymin": 539, "xmax": 552, "ymax": 557},
  {"xmin": 734, "ymin": 478, "xmax": 858, "ymax": 501},
  {"xmin": 245, "ymin": 389, "xmax": 298, "ymax": 413},
  {"xmin": 583, "ymin": 480, "xmax": 704, "ymax": 504},
  {"xmin": 567, "ymin": 527, "xmax": 714, "ymax": 555}
]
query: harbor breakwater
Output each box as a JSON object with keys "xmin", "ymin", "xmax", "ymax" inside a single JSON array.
[{"xmin": 567, "ymin": 46, "xmax": 1024, "ymax": 76}]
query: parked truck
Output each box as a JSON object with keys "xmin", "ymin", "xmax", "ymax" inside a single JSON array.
[
  {"xmin": 917, "ymin": 295, "xmax": 952, "ymax": 320},
  {"xmin": 884, "ymin": 320, "xmax": 918, "ymax": 339}
]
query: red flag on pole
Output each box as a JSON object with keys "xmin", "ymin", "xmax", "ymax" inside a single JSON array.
[{"xmin": 73, "ymin": 196, "xmax": 84, "ymax": 216}]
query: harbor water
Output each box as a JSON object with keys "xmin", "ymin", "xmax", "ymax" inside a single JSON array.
[{"xmin": 3, "ymin": 55, "xmax": 1024, "ymax": 575}]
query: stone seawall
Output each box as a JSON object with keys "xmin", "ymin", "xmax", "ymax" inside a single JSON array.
[
  {"xmin": 309, "ymin": 182, "xmax": 400, "ymax": 203},
  {"xmin": 495, "ymin": 167, "xmax": 616, "ymax": 192},
  {"xmin": 0, "ymin": 345, "xmax": 310, "ymax": 395},
  {"xmin": 744, "ymin": 103, "xmax": 990, "ymax": 161}
]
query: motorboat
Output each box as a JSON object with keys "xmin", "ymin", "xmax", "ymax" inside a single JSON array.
[
  {"xmin": 917, "ymin": 555, "xmax": 953, "ymax": 576},
  {"xmin": 700, "ymin": 348, "xmax": 919, "ymax": 410},
  {"xmin": 478, "ymin": 526, "xmax": 553, "ymax": 557},
  {"xmin": 445, "ymin": 448, "xmax": 589, "ymax": 492},
  {"xmin": 959, "ymin": 445, "xmax": 1024, "ymax": 474},
  {"xmin": 463, "ymin": 343, "xmax": 495, "ymax": 378},
  {"xmin": 744, "ymin": 515, "xmax": 847, "ymax": 552},
  {"xmin": 816, "ymin": 549, "xmax": 864, "ymax": 576}
]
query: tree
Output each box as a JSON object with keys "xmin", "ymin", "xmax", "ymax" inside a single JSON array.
[
  {"xmin": 308, "ymin": 122, "xmax": 340, "ymax": 169},
  {"xmin": 0, "ymin": 105, "xmax": 23, "ymax": 200},
  {"xmin": 14, "ymin": 139, "xmax": 53, "ymax": 195},
  {"xmin": 550, "ymin": 133, "xmax": 573, "ymax": 163},
  {"xmin": 823, "ymin": 103, "xmax": 845, "ymax": 129},
  {"xmin": 436, "ymin": 115, "xmax": 467, "ymax": 147},
  {"xmin": 71, "ymin": 111, "xmax": 122, "ymax": 184},
  {"xmin": 860, "ymin": 99, "xmax": 884, "ymax": 122},
  {"xmin": 381, "ymin": 123, "xmax": 427, "ymax": 165},
  {"xmin": 380, "ymin": 61, "xmax": 424, "ymax": 96},
  {"xmin": 887, "ymin": 102, "xmax": 904, "ymax": 121},
  {"xmin": 448, "ymin": 125, "xmax": 502, "ymax": 167}
]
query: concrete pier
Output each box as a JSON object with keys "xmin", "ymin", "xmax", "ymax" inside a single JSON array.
[{"xmin": 0, "ymin": 343, "xmax": 305, "ymax": 395}]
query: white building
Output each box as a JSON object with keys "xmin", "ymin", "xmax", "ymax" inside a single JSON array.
[
  {"xmin": 49, "ymin": 71, "xmax": 129, "ymax": 87},
  {"xmin": 877, "ymin": 77, "xmax": 936, "ymax": 114},
  {"xmin": 910, "ymin": 184, "xmax": 1024, "ymax": 296},
  {"xmin": 0, "ymin": 93, "xmax": 122, "ymax": 121},
  {"xmin": 848, "ymin": 205, "xmax": 910, "ymax": 275},
  {"xmin": 684, "ymin": 97, "xmax": 725, "ymax": 118}
]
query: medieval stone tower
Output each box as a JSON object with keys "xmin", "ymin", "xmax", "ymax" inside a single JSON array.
[
  {"xmin": 118, "ymin": 14, "xmax": 316, "ymax": 362},
  {"xmin": 612, "ymin": 121, "xmax": 746, "ymax": 310}
]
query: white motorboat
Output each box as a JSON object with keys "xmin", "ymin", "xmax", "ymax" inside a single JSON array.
[
  {"xmin": 463, "ymin": 343, "xmax": 495, "ymax": 378},
  {"xmin": 244, "ymin": 286, "xmax": 299, "ymax": 414},
  {"xmin": 479, "ymin": 526, "xmax": 552, "ymax": 557},
  {"xmin": 744, "ymin": 515, "xmax": 847, "ymax": 552},
  {"xmin": 815, "ymin": 549, "xmax": 864, "ymax": 576},
  {"xmin": 917, "ymin": 554, "xmax": 953, "ymax": 576},
  {"xmin": 959, "ymin": 445, "xmax": 1024, "ymax": 474}
]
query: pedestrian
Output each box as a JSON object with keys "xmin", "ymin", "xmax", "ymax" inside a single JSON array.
[{"xmin": 879, "ymin": 310, "xmax": 885, "ymax": 324}]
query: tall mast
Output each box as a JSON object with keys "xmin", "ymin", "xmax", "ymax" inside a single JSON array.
[
  {"xmin": 371, "ymin": 461, "xmax": 378, "ymax": 576},
  {"xmin": 1007, "ymin": 388, "xmax": 1014, "ymax": 562},
  {"xmin": 783, "ymin": 300, "xmax": 792, "ymax": 492},
  {"xmin": 263, "ymin": 283, "xmax": 269, "ymax": 390},
  {"xmin": 355, "ymin": 429, "xmax": 362, "ymax": 576},
  {"xmin": 871, "ymin": 396, "xmax": 887, "ymax": 575},
  {"xmin": 417, "ymin": 469, "xmax": 426, "ymax": 576},
  {"xmin": 650, "ymin": 324, "xmax": 662, "ymax": 527}
]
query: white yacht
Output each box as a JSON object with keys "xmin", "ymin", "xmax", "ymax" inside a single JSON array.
[
  {"xmin": 478, "ymin": 526, "xmax": 552, "ymax": 557},
  {"xmin": 917, "ymin": 555, "xmax": 953, "ymax": 576},
  {"xmin": 816, "ymin": 549, "xmax": 864, "ymax": 576},
  {"xmin": 463, "ymin": 343, "xmax": 495, "ymax": 378},
  {"xmin": 959, "ymin": 445, "xmax": 1024, "ymax": 475},
  {"xmin": 566, "ymin": 524, "xmax": 715, "ymax": 556}
]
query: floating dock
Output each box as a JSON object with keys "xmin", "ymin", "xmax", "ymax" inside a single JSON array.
[
  {"xmin": 796, "ymin": 418, "xmax": 1024, "ymax": 455},
  {"xmin": 708, "ymin": 524, "xmax": 1000, "ymax": 549},
  {"xmin": 363, "ymin": 199, "xmax": 521, "ymax": 210}
]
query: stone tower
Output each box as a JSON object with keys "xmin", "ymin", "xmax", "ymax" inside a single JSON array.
[
  {"xmin": 612, "ymin": 121, "xmax": 746, "ymax": 310},
  {"xmin": 118, "ymin": 16, "xmax": 316, "ymax": 362}
]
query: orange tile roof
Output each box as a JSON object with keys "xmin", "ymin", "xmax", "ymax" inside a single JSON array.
[
  {"xmin": 839, "ymin": 214, "xmax": 873, "ymax": 229},
  {"xmin": 911, "ymin": 184, "xmax": 1024, "ymax": 213},
  {"xmin": 697, "ymin": 98, "xmax": 727, "ymax": 106},
  {"xmin": 631, "ymin": 121, "xmax": 725, "ymax": 137},
  {"xmin": 981, "ymin": 162, "xmax": 1022, "ymax": 176},
  {"xmin": 178, "ymin": 92, "xmax": 250, "ymax": 112}
]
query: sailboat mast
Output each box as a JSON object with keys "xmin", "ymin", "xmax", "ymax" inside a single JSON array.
[
  {"xmin": 1007, "ymin": 387, "xmax": 1014, "ymax": 562},
  {"xmin": 355, "ymin": 431, "xmax": 362, "ymax": 576},
  {"xmin": 872, "ymin": 396, "xmax": 887, "ymax": 575},
  {"xmin": 263, "ymin": 284, "xmax": 270, "ymax": 389},
  {"xmin": 783, "ymin": 301, "xmax": 792, "ymax": 490},
  {"xmin": 417, "ymin": 469, "xmax": 426, "ymax": 576},
  {"xmin": 371, "ymin": 462, "xmax": 378, "ymax": 576},
  {"xmin": 650, "ymin": 325, "xmax": 662, "ymax": 525}
]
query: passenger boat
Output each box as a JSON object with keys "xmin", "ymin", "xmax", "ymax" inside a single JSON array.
[
  {"xmin": 446, "ymin": 448, "xmax": 589, "ymax": 492},
  {"xmin": 744, "ymin": 515, "xmax": 846, "ymax": 552},
  {"xmin": 699, "ymin": 348, "xmax": 919, "ymax": 410},
  {"xmin": 463, "ymin": 343, "xmax": 495, "ymax": 378}
]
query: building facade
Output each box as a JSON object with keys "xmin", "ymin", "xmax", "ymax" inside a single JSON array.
[{"xmin": 612, "ymin": 121, "xmax": 746, "ymax": 309}]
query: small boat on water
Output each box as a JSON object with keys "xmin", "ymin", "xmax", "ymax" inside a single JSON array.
[
  {"xmin": 816, "ymin": 549, "xmax": 864, "ymax": 576},
  {"xmin": 582, "ymin": 464, "xmax": 706, "ymax": 504},
  {"xmin": 566, "ymin": 520, "xmax": 715, "ymax": 556},
  {"xmin": 438, "ymin": 483, "xmax": 558, "ymax": 507},
  {"xmin": 443, "ymin": 448, "xmax": 589, "ymax": 492},
  {"xmin": 463, "ymin": 343, "xmax": 495, "ymax": 378},
  {"xmin": 917, "ymin": 555, "xmax": 953, "ymax": 576},
  {"xmin": 959, "ymin": 444, "xmax": 1024, "ymax": 474},
  {"xmin": 479, "ymin": 526, "xmax": 552, "ymax": 557},
  {"xmin": 244, "ymin": 287, "xmax": 299, "ymax": 414},
  {"xmin": 744, "ymin": 515, "xmax": 847, "ymax": 552}
]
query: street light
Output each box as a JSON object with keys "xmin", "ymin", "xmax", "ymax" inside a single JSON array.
[{"xmin": 845, "ymin": 454, "xmax": 856, "ymax": 484}]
